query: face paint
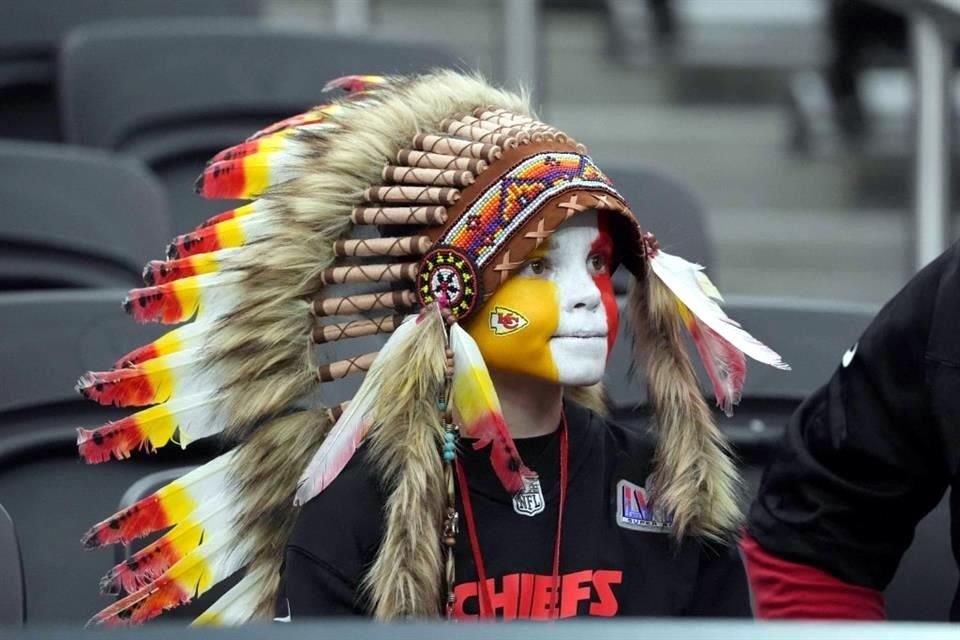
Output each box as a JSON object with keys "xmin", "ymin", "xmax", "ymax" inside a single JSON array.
[{"xmin": 465, "ymin": 210, "xmax": 618, "ymax": 386}]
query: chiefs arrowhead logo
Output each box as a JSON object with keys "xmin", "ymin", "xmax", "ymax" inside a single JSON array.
[{"xmin": 489, "ymin": 307, "xmax": 529, "ymax": 336}]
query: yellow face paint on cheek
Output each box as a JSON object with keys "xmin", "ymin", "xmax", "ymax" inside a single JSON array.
[{"xmin": 465, "ymin": 276, "xmax": 561, "ymax": 382}]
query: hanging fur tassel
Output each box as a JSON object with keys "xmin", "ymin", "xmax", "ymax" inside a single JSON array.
[
  {"xmin": 629, "ymin": 276, "xmax": 741, "ymax": 541},
  {"xmin": 362, "ymin": 305, "xmax": 448, "ymax": 618}
]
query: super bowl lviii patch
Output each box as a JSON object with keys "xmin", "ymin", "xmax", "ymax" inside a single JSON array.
[{"xmin": 615, "ymin": 478, "xmax": 672, "ymax": 533}]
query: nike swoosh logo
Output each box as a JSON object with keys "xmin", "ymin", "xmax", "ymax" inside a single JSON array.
[{"xmin": 842, "ymin": 343, "xmax": 858, "ymax": 368}]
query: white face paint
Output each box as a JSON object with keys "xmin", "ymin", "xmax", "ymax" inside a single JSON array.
[
  {"xmin": 507, "ymin": 210, "xmax": 615, "ymax": 386},
  {"xmin": 544, "ymin": 211, "xmax": 613, "ymax": 385}
]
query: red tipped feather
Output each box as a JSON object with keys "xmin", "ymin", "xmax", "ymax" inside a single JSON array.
[
  {"xmin": 685, "ymin": 313, "xmax": 747, "ymax": 417},
  {"xmin": 322, "ymin": 74, "xmax": 387, "ymax": 93},
  {"xmin": 142, "ymin": 257, "xmax": 198, "ymax": 286},
  {"xmin": 115, "ymin": 343, "xmax": 158, "ymax": 368},
  {"xmin": 100, "ymin": 536, "xmax": 182, "ymax": 595},
  {"xmin": 88, "ymin": 578, "xmax": 190, "ymax": 627},
  {"xmin": 76, "ymin": 369, "xmax": 158, "ymax": 407},
  {"xmin": 122, "ymin": 285, "xmax": 184, "ymax": 324},
  {"xmin": 208, "ymin": 139, "xmax": 261, "ymax": 164},
  {"xmin": 196, "ymin": 208, "xmax": 238, "ymax": 230},
  {"xmin": 77, "ymin": 420, "xmax": 149, "ymax": 464},
  {"xmin": 81, "ymin": 493, "xmax": 171, "ymax": 549},
  {"xmin": 166, "ymin": 226, "xmax": 221, "ymax": 260},
  {"xmin": 195, "ymin": 159, "xmax": 248, "ymax": 199}
]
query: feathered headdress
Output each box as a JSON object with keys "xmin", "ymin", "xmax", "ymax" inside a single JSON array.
[{"xmin": 74, "ymin": 70, "xmax": 788, "ymax": 625}]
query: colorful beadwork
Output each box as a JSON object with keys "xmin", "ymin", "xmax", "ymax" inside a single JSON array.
[
  {"xmin": 441, "ymin": 152, "xmax": 622, "ymax": 268},
  {"xmin": 416, "ymin": 246, "xmax": 481, "ymax": 319}
]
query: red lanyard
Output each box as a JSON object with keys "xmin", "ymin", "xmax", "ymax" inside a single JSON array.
[{"xmin": 454, "ymin": 414, "xmax": 569, "ymax": 619}]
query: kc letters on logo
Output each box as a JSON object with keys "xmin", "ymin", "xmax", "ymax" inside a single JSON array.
[{"xmin": 489, "ymin": 306, "xmax": 529, "ymax": 336}]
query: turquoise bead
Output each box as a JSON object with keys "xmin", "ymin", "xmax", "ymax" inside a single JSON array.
[
  {"xmin": 438, "ymin": 401, "xmax": 447, "ymax": 411},
  {"xmin": 443, "ymin": 450, "xmax": 456, "ymax": 462},
  {"xmin": 444, "ymin": 432, "xmax": 456, "ymax": 443}
]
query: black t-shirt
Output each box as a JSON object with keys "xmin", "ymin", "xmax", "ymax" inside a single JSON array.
[
  {"xmin": 748, "ymin": 241, "xmax": 960, "ymax": 618},
  {"xmin": 276, "ymin": 402, "xmax": 750, "ymax": 620}
]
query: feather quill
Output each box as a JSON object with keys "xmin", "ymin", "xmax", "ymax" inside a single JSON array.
[{"xmin": 294, "ymin": 315, "xmax": 418, "ymax": 505}]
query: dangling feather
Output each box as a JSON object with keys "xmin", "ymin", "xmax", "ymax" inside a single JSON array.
[
  {"xmin": 649, "ymin": 251, "xmax": 788, "ymax": 413},
  {"xmin": 114, "ymin": 321, "xmax": 210, "ymax": 368},
  {"xmin": 294, "ymin": 315, "xmax": 418, "ymax": 505},
  {"xmin": 77, "ymin": 393, "xmax": 224, "ymax": 463},
  {"xmin": 77, "ymin": 348, "xmax": 214, "ymax": 408},
  {"xmin": 122, "ymin": 272, "xmax": 243, "ymax": 325},
  {"xmin": 649, "ymin": 251, "xmax": 788, "ymax": 370},
  {"xmin": 82, "ymin": 451, "xmax": 235, "ymax": 548},
  {"xmin": 87, "ymin": 533, "xmax": 253, "ymax": 627},
  {"xmin": 449, "ymin": 322, "xmax": 533, "ymax": 496},
  {"xmin": 167, "ymin": 213, "xmax": 272, "ymax": 260},
  {"xmin": 678, "ymin": 304, "xmax": 745, "ymax": 417},
  {"xmin": 99, "ymin": 495, "xmax": 239, "ymax": 595}
]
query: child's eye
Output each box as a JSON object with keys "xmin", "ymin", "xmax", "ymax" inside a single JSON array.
[
  {"xmin": 527, "ymin": 259, "xmax": 546, "ymax": 275},
  {"xmin": 589, "ymin": 253, "xmax": 608, "ymax": 273}
]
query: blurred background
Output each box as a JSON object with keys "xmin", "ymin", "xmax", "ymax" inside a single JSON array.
[{"xmin": 1, "ymin": 0, "xmax": 958, "ymax": 630}]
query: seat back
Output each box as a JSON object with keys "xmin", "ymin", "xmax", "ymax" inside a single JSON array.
[
  {"xmin": 602, "ymin": 165, "xmax": 712, "ymax": 294},
  {"xmin": 0, "ymin": 0, "xmax": 260, "ymax": 142},
  {"xmin": 0, "ymin": 141, "xmax": 171, "ymax": 290},
  {"xmin": 0, "ymin": 503, "xmax": 25, "ymax": 626},
  {"xmin": 0, "ymin": 290, "xmax": 216, "ymax": 624},
  {"xmin": 60, "ymin": 20, "xmax": 467, "ymax": 230}
]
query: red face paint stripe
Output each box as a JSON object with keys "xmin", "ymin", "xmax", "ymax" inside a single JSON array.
[{"xmin": 593, "ymin": 214, "xmax": 619, "ymax": 354}]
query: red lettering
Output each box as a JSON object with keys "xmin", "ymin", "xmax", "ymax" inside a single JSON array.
[
  {"xmin": 590, "ymin": 570, "xmax": 622, "ymax": 617},
  {"xmin": 529, "ymin": 574, "xmax": 557, "ymax": 619},
  {"xmin": 518, "ymin": 572, "xmax": 535, "ymax": 618},
  {"xmin": 451, "ymin": 570, "xmax": 622, "ymax": 620},
  {"xmin": 490, "ymin": 573, "xmax": 519, "ymax": 619},
  {"xmin": 498, "ymin": 312, "xmax": 517, "ymax": 329},
  {"xmin": 560, "ymin": 570, "xmax": 593, "ymax": 618},
  {"xmin": 452, "ymin": 581, "xmax": 479, "ymax": 620}
]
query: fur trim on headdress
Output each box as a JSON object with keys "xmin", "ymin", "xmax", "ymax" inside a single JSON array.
[{"xmin": 629, "ymin": 276, "xmax": 741, "ymax": 540}]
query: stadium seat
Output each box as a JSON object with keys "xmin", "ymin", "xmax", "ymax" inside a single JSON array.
[
  {"xmin": 60, "ymin": 19, "xmax": 467, "ymax": 230},
  {"xmin": 0, "ymin": 290, "xmax": 214, "ymax": 623},
  {"xmin": 0, "ymin": 0, "xmax": 260, "ymax": 142},
  {"xmin": 0, "ymin": 141, "xmax": 171, "ymax": 290},
  {"xmin": 603, "ymin": 165, "xmax": 713, "ymax": 294},
  {"xmin": 0, "ymin": 503, "xmax": 25, "ymax": 626}
]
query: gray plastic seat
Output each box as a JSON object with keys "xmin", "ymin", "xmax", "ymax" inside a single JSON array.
[
  {"xmin": 0, "ymin": 0, "xmax": 260, "ymax": 142},
  {"xmin": 60, "ymin": 19, "xmax": 468, "ymax": 231},
  {"xmin": 0, "ymin": 141, "xmax": 171, "ymax": 290},
  {"xmin": 0, "ymin": 503, "xmax": 25, "ymax": 626},
  {"xmin": 0, "ymin": 290, "xmax": 213, "ymax": 624},
  {"xmin": 602, "ymin": 165, "xmax": 712, "ymax": 295}
]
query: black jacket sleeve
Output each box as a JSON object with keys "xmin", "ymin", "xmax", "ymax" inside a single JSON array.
[
  {"xmin": 275, "ymin": 450, "xmax": 385, "ymax": 619},
  {"xmin": 748, "ymin": 243, "xmax": 960, "ymax": 590},
  {"xmin": 684, "ymin": 543, "xmax": 752, "ymax": 617}
]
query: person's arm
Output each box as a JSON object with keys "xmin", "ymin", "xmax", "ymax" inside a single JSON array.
[
  {"xmin": 744, "ymin": 245, "xmax": 960, "ymax": 619},
  {"xmin": 274, "ymin": 452, "xmax": 384, "ymax": 620},
  {"xmin": 683, "ymin": 542, "xmax": 752, "ymax": 618}
]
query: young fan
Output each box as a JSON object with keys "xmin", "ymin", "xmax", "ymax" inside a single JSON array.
[{"xmin": 74, "ymin": 71, "xmax": 787, "ymax": 624}]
